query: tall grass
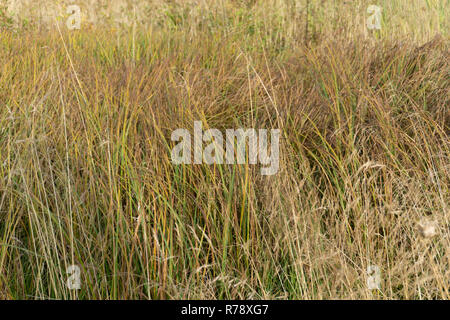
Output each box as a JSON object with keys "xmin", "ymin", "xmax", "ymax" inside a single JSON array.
[{"xmin": 0, "ymin": 0, "xmax": 448, "ymax": 299}]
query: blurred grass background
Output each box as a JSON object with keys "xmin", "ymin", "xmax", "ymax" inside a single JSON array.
[{"xmin": 2, "ymin": 0, "xmax": 449, "ymax": 40}]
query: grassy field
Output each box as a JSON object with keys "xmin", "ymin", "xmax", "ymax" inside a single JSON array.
[{"xmin": 0, "ymin": 0, "xmax": 448, "ymax": 299}]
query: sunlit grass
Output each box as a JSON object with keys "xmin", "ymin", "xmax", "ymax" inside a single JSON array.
[{"xmin": 0, "ymin": 0, "xmax": 448, "ymax": 299}]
